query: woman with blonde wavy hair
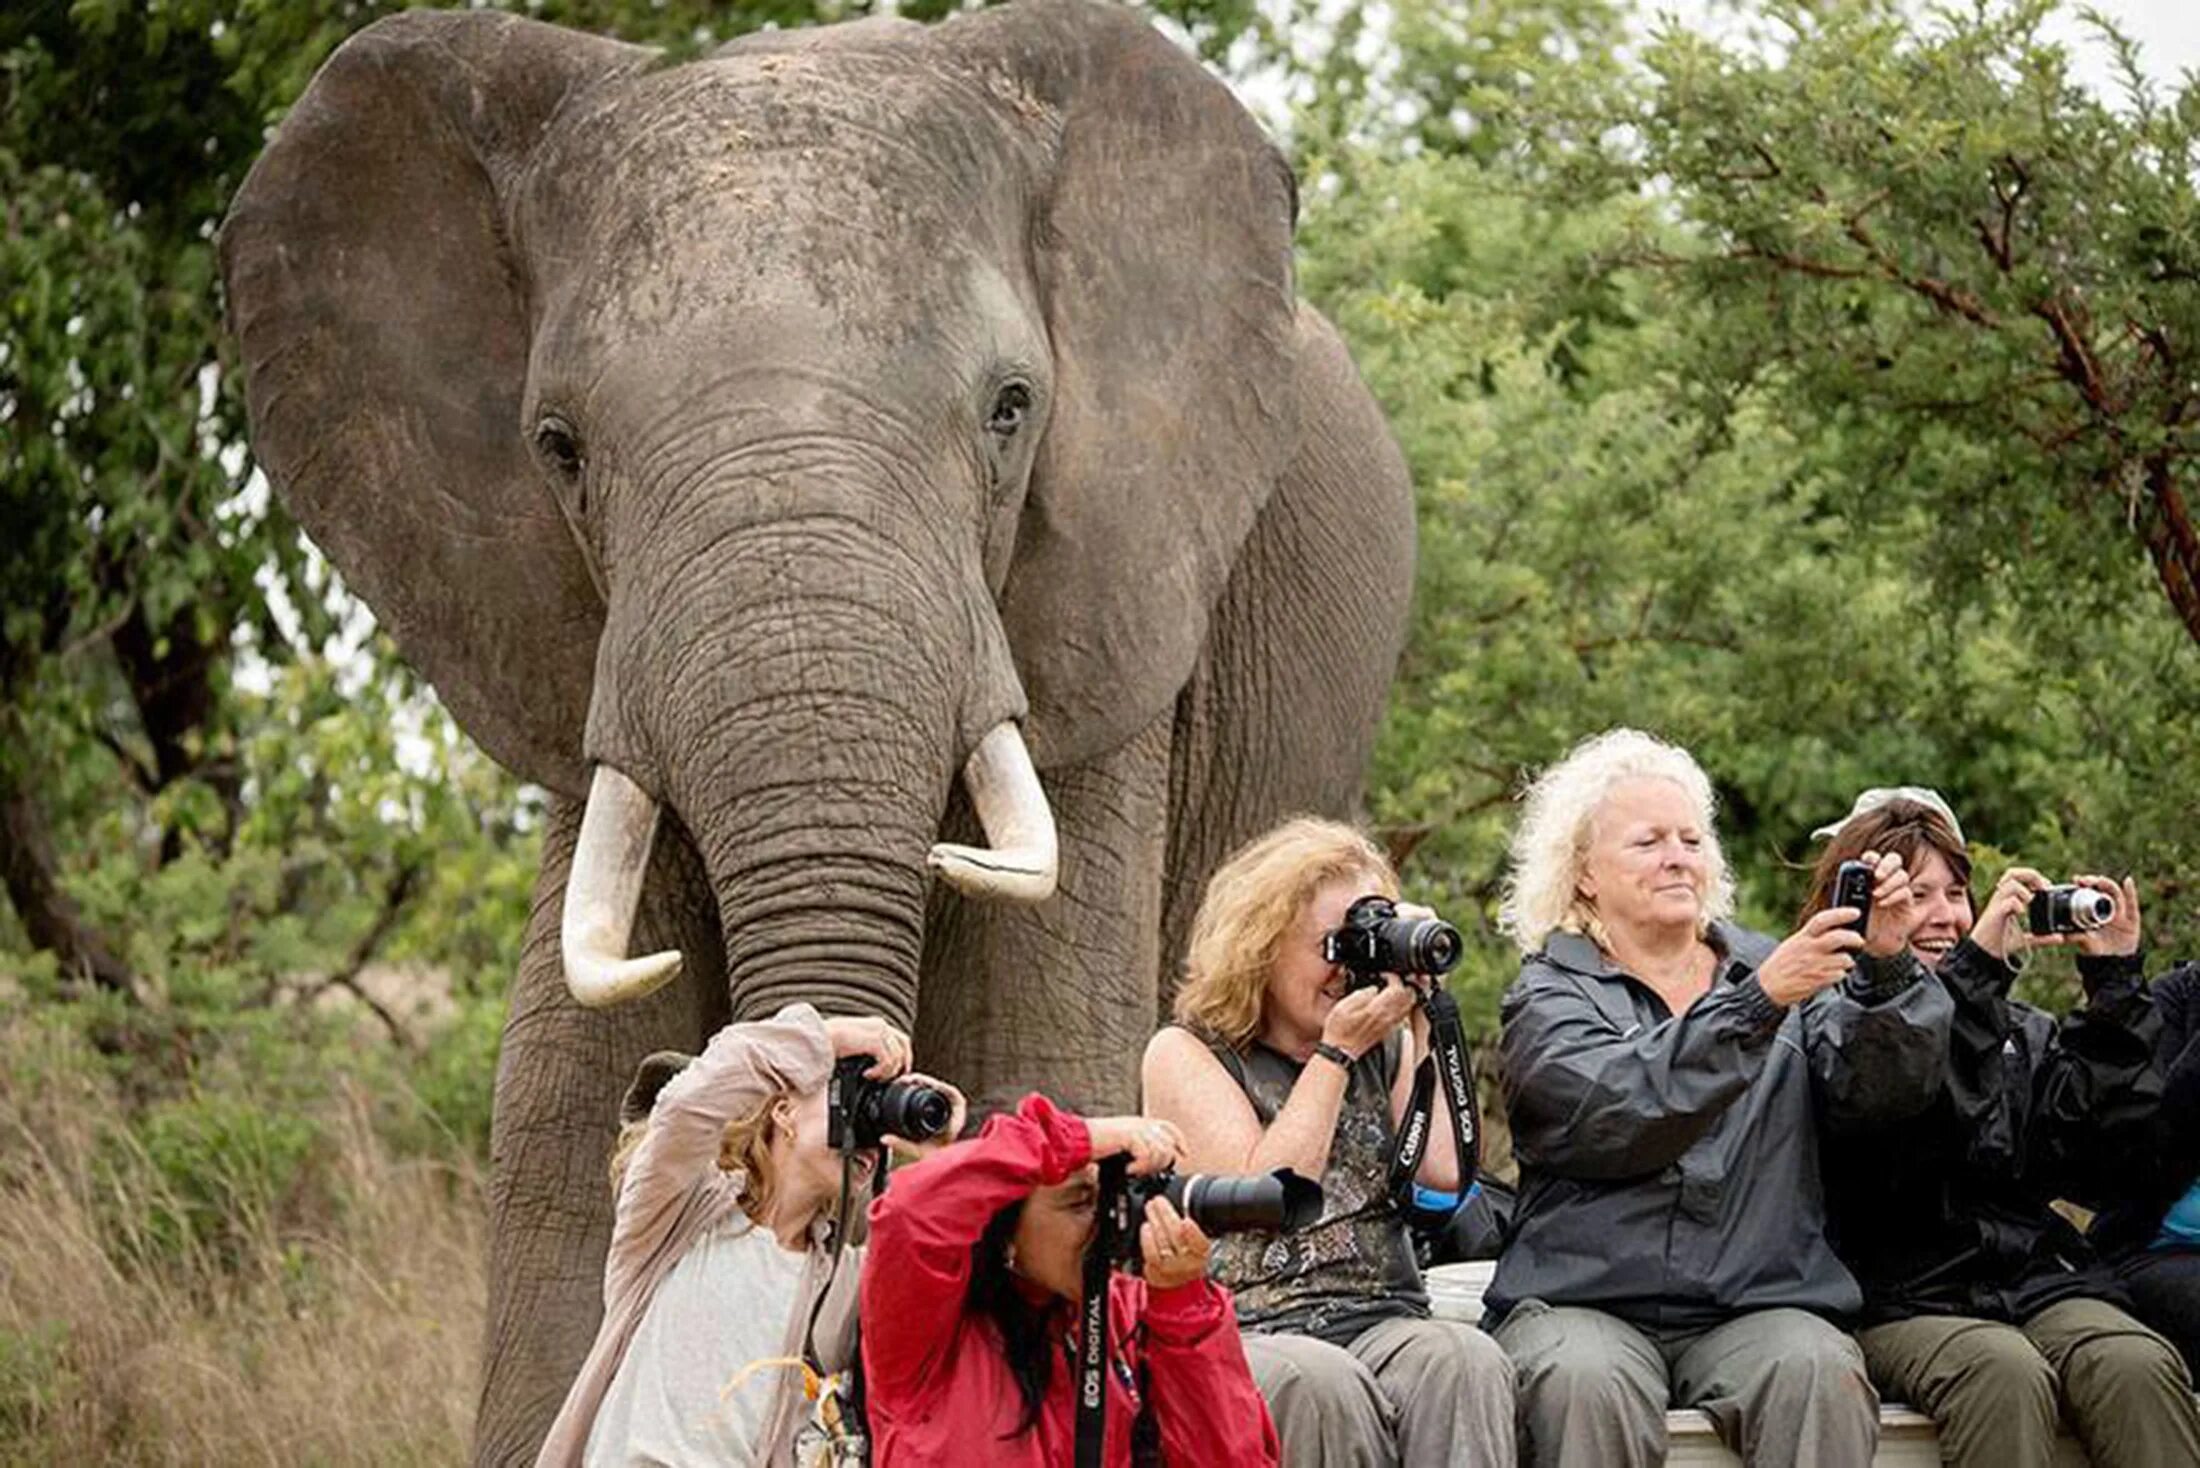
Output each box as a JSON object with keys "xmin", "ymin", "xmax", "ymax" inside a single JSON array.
[
  {"xmin": 1142, "ymin": 817, "xmax": 1514, "ymax": 1468},
  {"xmin": 539, "ymin": 1005, "xmax": 962, "ymax": 1468},
  {"xmin": 1486, "ymin": 728, "xmax": 1951, "ymax": 1468}
]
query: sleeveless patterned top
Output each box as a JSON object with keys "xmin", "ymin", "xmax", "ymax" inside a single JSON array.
[{"xmin": 1194, "ymin": 1028, "xmax": 1428, "ymax": 1345}]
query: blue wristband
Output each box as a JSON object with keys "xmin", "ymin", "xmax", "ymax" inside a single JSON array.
[{"xmin": 1411, "ymin": 1182, "xmax": 1472, "ymax": 1217}]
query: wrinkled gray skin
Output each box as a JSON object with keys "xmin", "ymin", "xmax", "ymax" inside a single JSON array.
[{"xmin": 220, "ymin": 1, "xmax": 1413, "ymax": 1459}]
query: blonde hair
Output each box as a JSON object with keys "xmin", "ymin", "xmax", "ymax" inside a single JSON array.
[
  {"xmin": 609, "ymin": 1092, "xmax": 783, "ymax": 1222},
  {"xmin": 1175, "ymin": 817, "xmax": 1399, "ymax": 1050},
  {"xmin": 1497, "ymin": 728, "xmax": 1734, "ymax": 955}
]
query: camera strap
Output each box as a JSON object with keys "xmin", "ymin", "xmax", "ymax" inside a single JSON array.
[
  {"xmin": 798, "ymin": 1147, "xmax": 877, "ymax": 1462},
  {"xmin": 1075, "ymin": 1154, "xmax": 1131, "ymax": 1468},
  {"xmin": 1386, "ymin": 987, "xmax": 1481, "ymax": 1232}
]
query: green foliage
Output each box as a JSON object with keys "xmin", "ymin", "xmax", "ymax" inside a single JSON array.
[
  {"xmin": 0, "ymin": 1321, "xmax": 74, "ymax": 1438},
  {"xmin": 122, "ymin": 1085, "xmax": 323, "ymax": 1270}
]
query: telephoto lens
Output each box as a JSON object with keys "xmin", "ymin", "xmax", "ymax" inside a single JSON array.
[
  {"xmin": 1162, "ymin": 1169, "xmax": 1324, "ymax": 1233},
  {"xmin": 2027, "ymin": 884, "xmax": 2116, "ymax": 937},
  {"xmin": 1102, "ymin": 1167, "xmax": 1324, "ymax": 1266}
]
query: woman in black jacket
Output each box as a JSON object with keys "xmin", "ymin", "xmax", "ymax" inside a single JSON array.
[
  {"xmin": 1804, "ymin": 792, "xmax": 2200, "ymax": 1468},
  {"xmin": 2088, "ymin": 958, "xmax": 2200, "ymax": 1377}
]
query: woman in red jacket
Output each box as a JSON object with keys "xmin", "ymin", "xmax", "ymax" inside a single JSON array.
[{"xmin": 860, "ymin": 1093, "xmax": 1281, "ymax": 1466}]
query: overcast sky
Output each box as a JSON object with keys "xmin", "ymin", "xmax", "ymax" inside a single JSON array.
[
  {"xmin": 1653, "ymin": 1, "xmax": 2200, "ymax": 92},
  {"xmin": 2041, "ymin": 0, "xmax": 2200, "ymax": 91}
]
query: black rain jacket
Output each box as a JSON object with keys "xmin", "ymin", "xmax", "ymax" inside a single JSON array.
[
  {"xmin": 1485, "ymin": 920, "xmax": 1954, "ymax": 1332},
  {"xmin": 2075, "ymin": 960, "xmax": 2200, "ymax": 1262},
  {"xmin": 1822, "ymin": 940, "xmax": 2161, "ymax": 1325}
]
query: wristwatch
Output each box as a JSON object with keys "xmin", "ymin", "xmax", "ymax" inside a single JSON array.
[{"xmin": 1312, "ymin": 1041, "xmax": 1354, "ymax": 1070}]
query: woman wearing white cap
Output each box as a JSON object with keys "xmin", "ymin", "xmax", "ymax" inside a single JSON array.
[{"xmin": 1802, "ymin": 791, "xmax": 2200, "ymax": 1468}]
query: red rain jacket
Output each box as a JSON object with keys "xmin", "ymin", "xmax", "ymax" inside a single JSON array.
[{"xmin": 860, "ymin": 1095, "xmax": 1280, "ymax": 1467}]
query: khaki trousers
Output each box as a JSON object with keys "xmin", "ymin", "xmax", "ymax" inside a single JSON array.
[
  {"xmin": 1241, "ymin": 1315, "xmax": 1517, "ymax": 1468},
  {"xmin": 1493, "ymin": 1300, "xmax": 1878, "ymax": 1468},
  {"xmin": 1858, "ymin": 1296, "xmax": 2200, "ymax": 1468}
]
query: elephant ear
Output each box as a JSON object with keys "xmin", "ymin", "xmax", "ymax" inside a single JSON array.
[
  {"xmin": 949, "ymin": 0, "xmax": 1300, "ymax": 768},
  {"xmin": 221, "ymin": 12, "xmax": 655, "ymax": 798}
]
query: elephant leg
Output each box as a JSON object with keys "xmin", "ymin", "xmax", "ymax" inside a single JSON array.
[
  {"xmin": 1160, "ymin": 302, "xmax": 1416, "ymax": 1001},
  {"xmin": 918, "ymin": 710, "xmax": 1174, "ymax": 1112},
  {"xmin": 476, "ymin": 798, "xmax": 728, "ymax": 1467}
]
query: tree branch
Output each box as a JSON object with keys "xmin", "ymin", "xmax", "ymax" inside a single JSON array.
[
  {"xmin": 2033, "ymin": 294, "xmax": 2120, "ymax": 417},
  {"xmin": 89, "ymin": 724, "xmax": 161, "ymax": 797},
  {"xmin": 293, "ymin": 860, "xmax": 421, "ymax": 1048},
  {"xmin": 2140, "ymin": 402, "xmax": 2200, "ymax": 648}
]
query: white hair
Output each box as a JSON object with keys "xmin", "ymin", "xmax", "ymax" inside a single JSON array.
[{"xmin": 1497, "ymin": 728, "xmax": 1736, "ymax": 955}]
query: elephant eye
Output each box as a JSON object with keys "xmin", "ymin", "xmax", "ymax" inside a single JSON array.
[
  {"xmin": 533, "ymin": 415, "xmax": 587, "ymax": 488},
  {"xmin": 986, "ymin": 383, "xmax": 1031, "ymax": 440}
]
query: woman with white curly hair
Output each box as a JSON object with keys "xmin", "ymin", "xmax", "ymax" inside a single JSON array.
[{"xmin": 1485, "ymin": 729, "xmax": 1952, "ymax": 1468}]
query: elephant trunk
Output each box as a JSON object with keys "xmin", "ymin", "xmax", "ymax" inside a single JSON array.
[{"xmin": 566, "ymin": 503, "xmax": 1050, "ymax": 1020}]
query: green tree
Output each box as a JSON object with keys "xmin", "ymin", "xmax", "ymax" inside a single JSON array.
[{"xmin": 1289, "ymin": 0, "xmax": 2200, "ymax": 1024}]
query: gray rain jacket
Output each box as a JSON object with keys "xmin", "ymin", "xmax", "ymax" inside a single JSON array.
[{"xmin": 1484, "ymin": 921, "xmax": 1953, "ymax": 1332}]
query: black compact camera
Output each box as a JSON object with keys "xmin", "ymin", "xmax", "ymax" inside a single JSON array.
[
  {"xmin": 2028, "ymin": 884, "xmax": 2116, "ymax": 936},
  {"xmin": 1098, "ymin": 1166, "xmax": 1323, "ymax": 1265},
  {"xmin": 1323, "ymin": 895, "xmax": 1463, "ymax": 987},
  {"xmin": 826, "ymin": 1055, "xmax": 954, "ymax": 1151},
  {"xmin": 1831, "ymin": 859, "xmax": 1876, "ymax": 937}
]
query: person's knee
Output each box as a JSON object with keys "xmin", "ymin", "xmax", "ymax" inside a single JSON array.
[
  {"xmin": 1255, "ymin": 1338, "xmax": 1389, "ymax": 1421},
  {"xmin": 2062, "ymin": 1328, "xmax": 2195, "ymax": 1402},
  {"xmin": 1967, "ymin": 1329, "xmax": 2056, "ymax": 1399},
  {"xmin": 1939, "ymin": 1328, "xmax": 2056, "ymax": 1424},
  {"xmin": 1382, "ymin": 1320, "xmax": 1513, "ymax": 1393},
  {"xmin": 1750, "ymin": 1313, "xmax": 1870, "ymax": 1405},
  {"xmin": 1514, "ymin": 1326, "xmax": 1659, "ymax": 1422}
]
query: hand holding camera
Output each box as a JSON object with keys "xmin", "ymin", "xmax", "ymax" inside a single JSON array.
[
  {"xmin": 1759, "ymin": 908, "xmax": 1868, "ymax": 1006},
  {"xmin": 1971, "ymin": 866, "xmax": 2053, "ymax": 960},
  {"xmin": 1321, "ymin": 979, "xmax": 1418, "ymax": 1060},
  {"xmin": 1833, "ymin": 850, "xmax": 1918, "ymax": 958},
  {"xmin": 879, "ymin": 1074, "xmax": 966, "ymax": 1160},
  {"xmin": 1091, "ymin": 1152, "xmax": 1323, "ymax": 1270},
  {"xmin": 1087, "ymin": 1114, "xmax": 1186, "ymax": 1177},
  {"xmin": 2064, "ymin": 875, "xmax": 2140, "ymax": 957},
  {"xmin": 823, "ymin": 1015, "xmax": 911, "ymax": 1078},
  {"xmin": 1319, "ymin": 896, "xmax": 1464, "ymax": 1060},
  {"xmin": 827, "ymin": 1043, "xmax": 958, "ymax": 1153},
  {"xmin": 1137, "ymin": 1194, "xmax": 1213, "ymax": 1292}
]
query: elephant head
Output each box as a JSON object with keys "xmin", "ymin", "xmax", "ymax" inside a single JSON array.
[{"xmin": 221, "ymin": 0, "xmax": 1299, "ymax": 1032}]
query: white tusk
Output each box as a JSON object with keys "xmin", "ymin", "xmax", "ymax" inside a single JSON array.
[
  {"xmin": 927, "ymin": 722, "xmax": 1059, "ymax": 903},
  {"xmin": 563, "ymin": 764, "xmax": 684, "ymax": 1007}
]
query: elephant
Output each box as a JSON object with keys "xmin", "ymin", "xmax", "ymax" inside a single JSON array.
[{"xmin": 219, "ymin": 0, "xmax": 1414, "ymax": 1458}]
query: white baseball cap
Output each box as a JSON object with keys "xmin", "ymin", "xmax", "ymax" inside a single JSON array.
[{"xmin": 1810, "ymin": 787, "xmax": 1966, "ymax": 846}]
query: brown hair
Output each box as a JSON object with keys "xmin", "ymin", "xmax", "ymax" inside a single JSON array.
[
  {"xmin": 1799, "ymin": 798, "xmax": 1973, "ymax": 925},
  {"xmin": 608, "ymin": 1092, "xmax": 783, "ymax": 1222},
  {"xmin": 1175, "ymin": 817, "xmax": 1399, "ymax": 1050}
]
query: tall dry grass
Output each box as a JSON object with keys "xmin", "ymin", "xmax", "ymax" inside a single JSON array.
[{"xmin": 0, "ymin": 1016, "xmax": 486, "ymax": 1464}]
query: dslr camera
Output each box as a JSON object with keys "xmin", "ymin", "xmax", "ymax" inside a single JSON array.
[
  {"xmin": 1098, "ymin": 1166, "xmax": 1323, "ymax": 1266},
  {"xmin": 826, "ymin": 1055, "xmax": 954, "ymax": 1151},
  {"xmin": 2028, "ymin": 884, "xmax": 2116, "ymax": 936},
  {"xmin": 1323, "ymin": 895, "xmax": 1463, "ymax": 990}
]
